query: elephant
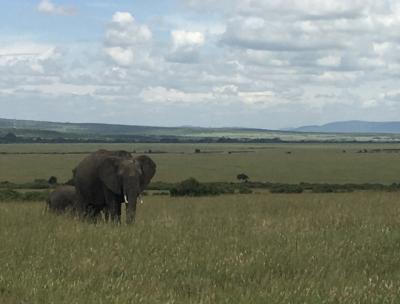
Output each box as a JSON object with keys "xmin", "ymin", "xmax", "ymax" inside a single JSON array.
[
  {"xmin": 73, "ymin": 149, "xmax": 156, "ymax": 224},
  {"xmin": 46, "ymin": 185, "xmax": 77, "ymax": 214}
]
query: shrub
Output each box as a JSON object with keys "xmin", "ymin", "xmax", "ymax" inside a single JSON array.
[
  {"xmin": 238, "ymin": 186, "xmax": 252, "ymax": 194},
  {"xmin": 152, "ymin": 192, "xmax": 170, "ymax": 196},
  {"xmin": 0, "ymin": 189, "xmax": 49, "ymax": 202},
  {"xmin": 0, "ymin": 189, "xmax": 20, "ymax": 201},
  {"xmin": 270, "ymin": 184, "xmax": 303, "ymax": 194},
  {"xmin": 311, "ymin": 184, "xmax": 354, "ymax": 193},
  {"xmin": 21, "ymin": 191, "xmax": 49, "ymax": 201},
  {"xmin": 170, "ymin": 178, "xmax": 230, "ymax": 197},
  {"xmin": 147, "ymin": 181, "xmax": 174, "ymax": 191},
  {"xmin": 27, "ymin": 179, "xmax": 50, "ymax": 189},
  {"xmin": 237, "ymin": 173, "xmax": 249, "ymax": 182},
  {"xmin": 48, "ymin": 176, "xmax": 58, "ymax": 185}
]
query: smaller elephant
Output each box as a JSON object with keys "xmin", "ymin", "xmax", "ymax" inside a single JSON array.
[{"xmin": 46, "ymin": 185, "xmax": 77, "ymax": 215}]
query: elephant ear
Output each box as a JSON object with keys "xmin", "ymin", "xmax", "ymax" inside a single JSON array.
[
  {"xmin": 135, "ymin": 155, "xmax": 156, "ymax": 189},
  {"xmin": 99, "ymin": 158, "xmax": 122, "ymax": 194}
]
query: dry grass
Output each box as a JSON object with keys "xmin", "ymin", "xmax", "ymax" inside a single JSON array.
[{"xmin": 2, "ymin": 192, "xmax": 400, "ymax": 303}]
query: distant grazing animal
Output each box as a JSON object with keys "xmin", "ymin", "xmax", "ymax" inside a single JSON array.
[
  {"xmin": 73, "ymin": 149, "xmax": 156, "ymax": 224},
  {"xmin": 46, "ymin": 185, "xmax": 77, "ymax": 214}
]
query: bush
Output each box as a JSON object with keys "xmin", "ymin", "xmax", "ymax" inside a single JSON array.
[
  {"xmin": 21, "ymin": 191, "xmax": 49, "ymax": 201},
  {"xmin": 147, "ymin": 181, "xmax": 174, "ymax": 191},
  {"xmin": 238, "ymin": 186, "xmax": 252, "ymax": 194},
  {"xmin": 25, "ymin": 179, "xmax": 50, "ymax": 189},
  {"xmin": 170, "ymin": 178, "xmax": 231, "ymax": 197},
  {"xmin": 152, "ymin": 192, "xmax": 170, "ymax": 196},
  {"xmin": 237, "ymin": 173, "xmax": 249, "ymax": 182},
  {"xmin": 311, "ymin": 184, "xmax": 354, "ymax": 193},
  {"xmin": 270, "ymin": 184, "xmax": 303, "ymax": 194},
  {"xmin": 0, "ymin": 189, "xmax": 49, "ymax": 202},
  {"xmin": 0, "ymin": 189, "xmax": 20, "ymax": 201},
  {"xmin": 48, "ymin": 176, "xmax": 58, "ymax": 185}
]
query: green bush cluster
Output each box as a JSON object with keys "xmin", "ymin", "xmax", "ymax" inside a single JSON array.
[
  {"xmin": 0, "ymin": 189, "xmax": 49, "ymax": 202},
  {"xmin": 0, "ymin": 178, "xmax": 55, "ymax": 190},
  {"xmin": 170, "ymin": 178, "xmax": 234, "ymax": 197},
  {"xmin": 147, "ymin": 181, "xmax": 174, "ymax": 191},
  {"xmin": 238, "ymin": 186, "xmax": 253, "ymax": 194},
  {"xmin": 270, "ymin": 184, "xmax": 304, "ymax": 193}
]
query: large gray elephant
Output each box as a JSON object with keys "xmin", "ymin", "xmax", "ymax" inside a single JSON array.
[
  {"xmin": 46, "ymin": 185, "xmax": 77, "ymax": 214},
  {"xmin": 73, "ymin": 150, "xmax": 156, "ymax": 224}
]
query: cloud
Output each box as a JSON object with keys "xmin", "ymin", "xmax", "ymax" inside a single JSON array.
[
  {"xmin": 112, "ymin": 11, "xmax": 135, "ymax": 24},
  {"xmin": 166, "ymin": 30, "xmax": 205, "ymax": 63},
  {"xmin": 0, "ymin": 43, "xmax": 62, "ymax": 76},
  {"xmin": 140, "ymin": 86, "xmax": 212, "ymax": 104},
  {"xmin": 37, "ymin": 0, "xmax": 77, "ymax": 16},
  {"xmin": 171, "ymin": 30, "xmax": 205, "ymax": 48},
  {"xmin": 106, "ymin": 12, "xmax": 152, "ymax": 46},
  {"xmin": 104, "ymin": 47, "xmax": 134, "ymax": 67},
  {"xmin": 104, "ymin": 12, "xmax": 152, "ymax": 67},
  {"xmin": 5, "ymin": 1, "xmax": 400, "ymax": 128}
]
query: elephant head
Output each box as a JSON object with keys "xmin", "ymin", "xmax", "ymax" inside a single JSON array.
[{"xmin": 98, "ymin": 155, "xmax": 156, "ymax": 223}]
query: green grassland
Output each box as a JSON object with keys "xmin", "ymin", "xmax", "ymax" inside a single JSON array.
[
  {"xmin": 2, "ymin": 193, "xmax": 400, "ymax": 303},
  {"xmin": 1, "ymin": 143, "xmax": 400, "ymax": 184},
  {"xmin": 2, "ymin": 143, "xmax": 400, "ymax": 303}
]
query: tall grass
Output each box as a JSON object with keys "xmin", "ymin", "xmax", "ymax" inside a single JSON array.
[{"xmin": 2, "ymin": 193, "xmax": 400, "ymax": 303}]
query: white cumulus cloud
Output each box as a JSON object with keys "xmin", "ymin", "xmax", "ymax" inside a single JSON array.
[
  {"xmin": 104, "ymin": 47, "xmax": 134, "ymax": 67},
  {"xmin": 37, "ymin": 0, "xmax": 77, "ymax": 16},
  {"xmin": 104, "ymin": 12, "xmax": 152, "ymax": 67},
  {"xmin": 167, "ymin": 30, "xmax": 205, "ymax": 63},
  {"xmin": 171, "ymin": 30, "xmax": 205, "ymax": 49}
]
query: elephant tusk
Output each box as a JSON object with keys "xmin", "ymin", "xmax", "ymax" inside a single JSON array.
[
  {"xmin": 124, "ymin": 194, "xmax": 128, "ymax": 204},
  {"xmin": 139, "ymin": 195, "xmax": 144, "ymax": 204}
]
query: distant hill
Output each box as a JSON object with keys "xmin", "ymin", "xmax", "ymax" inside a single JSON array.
[
  {"xmin": 0, "ymin": 118, "xmax": 273, "ymax": 136},
  {"xmin": 0, "ymin": 117, "xmax": 282, "ymax": 143},
  {"xmin": 292, "ymin": 121, "xmax": 400, "ymax": 134},
  {"xmin": 2, "ymin": 118, "xmax": 400, "ymax": 143}
]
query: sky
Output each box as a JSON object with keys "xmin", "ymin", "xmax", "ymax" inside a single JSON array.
[{"xmin": 1, "ymin": 0, "xmax": 400, "ymax": 129}]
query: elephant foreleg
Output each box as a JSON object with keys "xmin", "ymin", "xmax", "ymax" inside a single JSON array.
[
  {"xmin": 110, "ymin": 201, "xmax": 121, "ymax": 223},
  {"xmin": 103, "ymin": 188, "xmax": 121, "ymax": 224}
]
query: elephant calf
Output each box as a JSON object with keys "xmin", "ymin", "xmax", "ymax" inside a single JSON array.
[{"xmin": 46, "ymin": 185, "xmax": 77, "ymax": 214}]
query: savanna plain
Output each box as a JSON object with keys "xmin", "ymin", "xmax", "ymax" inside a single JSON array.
[{"xmin": 2, "ymin": 143, "xmax": 400, "ymax": 303}]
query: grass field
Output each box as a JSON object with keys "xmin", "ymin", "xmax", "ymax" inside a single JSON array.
[
  {"xmin": 2, "ymin": 143, "xmax": 400, "ymax": 303},
  {"xmin": 1, "ymin": 143, "xmax": 400, "ymax": 184},
  {"xmin": 2, "ymin": 193, "xmax": 400, "ymax": 303}
]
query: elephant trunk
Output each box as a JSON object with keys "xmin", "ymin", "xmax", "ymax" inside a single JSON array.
[{"xmin": 125, "ymin": 188, "xmax": 138, "ymax": 224}]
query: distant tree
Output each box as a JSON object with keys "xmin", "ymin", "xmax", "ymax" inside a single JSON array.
[
  {"xmin": 237, "ymin": 173, "xmax": 249, "ymax": 183},
  {"xmin": 195, "ymin": 149, "xmax": 201, "ymax": 153},
  {"xmin": 48, "ymin": 176, "xmax": 58, "ymax": 185}
]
